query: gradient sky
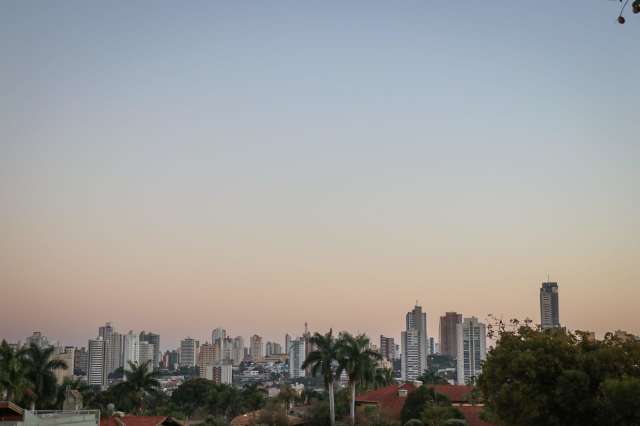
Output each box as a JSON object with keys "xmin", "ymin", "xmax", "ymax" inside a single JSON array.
[{"xmin": 1, "ymin": 1, "xmax": 638, "ymax": 351}]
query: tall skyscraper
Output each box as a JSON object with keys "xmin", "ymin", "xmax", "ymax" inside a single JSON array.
[
  {"xmin": 379, "ymin": 335, "xmax": 396, "ymax": 360},
  {"xmin": 53, "ymin": 346, "xmax": 75, "ymax": 385},
  {"xmin": 265, "ymin": 341, "xmax": 283, "ymax": 356},
  {"xmin": 74, "ymin": 346, "xmax": 89, "ymax": 375},
  {"xmin": 540, "ymin": 281, "xmax": 560, "ymax": 329},
  {"xmin": 439, "ymin": 312, "xmax": 463, "ymax": 359},
  {"xmin": 222, "ymin": 337, "xmax": 233, "ymax": 363},
  {"xmin": 140, "ymin": 331, "xmax": 161, "ymax": 370},
  {"xmin": 197, "ymin": 342, "xmax": 216, "ymax": 373},
  {"xmin": 232, "ymin": 336, "xmax": 245, "ymax": 366},
  {"xmin": 285, "ymin": 334, "xmax": 291, "ymax": 355},
  {"xmin": 212, "ymin": 328, "xmax": 226, "ymax": 345},
  {"xmin": 288, "ymin": 337, "xmax": 306, "ymax": 378},
  {"xmin": 123, "ymin": 331, "xmax": 140, "ymax": 370},
  {"xmin": 26, "ymin": 331, "xmax": 49, "ymax": 348},
  {"xmin": 250, "ymin": 335, "xmax": 263, "ymax": 361},
  {"xmin": 180, "ymin": 337, "xmax": 199, "ymax": 367},
  {"xmin": 87, "ymin": 337, "xmax": 107, "ymax": 387},
  {"xmin": 401, "ymin": 304, "xmax": 428, "ymax": 381},
  {"xmin": 456, "ymin": 317, "xmax": 487, "ymax": 385},
  {"xmin": 139, "ymin": 341, "xmax": 154, "ymax": 370}
]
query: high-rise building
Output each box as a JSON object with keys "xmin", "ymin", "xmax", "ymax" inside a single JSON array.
[
  {"xmin": 205, "ymin": 364, "xmax": 233, "ymax": 385},
  {"xmin": 265, "ymin": 341, "xmax": 283, "ymax": 356},
  {"xmin": 439, "ymin": 312, "xmax": 463, "ymax": 359},
  {"xmin": 162, "ymin": 350, "xmax": 179, "ymax": 371},
  {"xmin": 74, "ymin": 347, "xmax": 89, "ymax": 375},
  {"xmin": 232, "ymin": 336, "xmax": 244, "ymax": 366},
  {"xmin": 139, "ymin": 341, "xmax": 154, "ymax": 370},
  {"xmin": 26, "ymin": 331, "xmax": 49, "ymax": 348},
  {"xmin": 88, "ymin": 337, "xmax": 107, "ymax": 387},
  {"xmin": 123, "ymin": 331, "xmax": 140, "ymax": 370},
  {"xmin": 222, "ymin": 337, "xmax": 233, "ymax": 362},
  {"xmin": 401, "ymin": 304, "xmax": 428, "ymax": 381},
  {"xmin": 429, "ymin": 337, "xmax": 435, "ymax": 355},
  {"xmin": 288, "ymin": 338, "xmax": 306, "ymax": 378},
  {"xmin": 180, "ymin": 337, "xmax": 199, "ymax": 367},
  {"xmin": 285, "ymin": 334, "xmax": 291, "ymax": 355},
  {"xmin": 98, "ymin": 323, "xmax": 114, "ymax": 340},
  {"xmin": 53, "ymin": 346, "xmax": 75, "ymax": 385},
  {"xmin": 140, "ymin": 331, "xmax": 161, "ymax": 369},
  {"xmin": 212, "ymin": 328, "xmax": 226, "ymax": 345},
  {"xmin": 456, "ymin": 317, "xmax": 487, "ymax": 385},
  {"xmin": 107, "ymin": 332, "xmax": 124, "ymax": 375},
  {"xmin": 250, "ymin": 335, "xmax": 263, "ymax": 361},
  {"xmin": 197, "ymin": 342, "xmax": 216, "ymax": 369},
  {"xmin": 540, "ymin": 281, "xmax": 560, "ymax": 329},
  {"xmin": 379, "ymin": 335, "xmax": 395, "ymax": 360}
]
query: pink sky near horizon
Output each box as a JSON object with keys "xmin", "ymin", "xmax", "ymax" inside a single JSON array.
[{"xmin": 1, "ymin": 1, "xmax": 639, "ymax": 352}]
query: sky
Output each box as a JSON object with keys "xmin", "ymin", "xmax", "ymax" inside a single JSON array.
[{"xmin": 1, "ymin": 1, "xmax": 638, "ymax": 351}]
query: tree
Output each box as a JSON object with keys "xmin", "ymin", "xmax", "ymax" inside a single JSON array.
[
  {"xmin": 0, "ymin": 340, "xmax": 28, "ymax": 403},
  {"xmin": 110, "ymin": 361, "xmax": 160, "ymax": 414},
  {"xmin": 478, "ymin": 323, "xmax": 640, "ymax": 426},
  {"xmin": 417, "ymin": 371, "xmax": 448, "ymax": 386},
  {"xmin": 337, "ymin": 332, "xmax": 382, "ymax": 425},
  {"xmin": 599, "ymin": 376, "xmax": 640, "ymax": 426},
  {"xmin": 373, "ymin": 368, "xmax": 395, "ymax": 389},
  {"xmin": 401, "ymin": 387, "xmax": 451, "ymax": 425},
  {"xmin": 302, "ymin": 329, "xmax": 340, "ymax": 426},
  {"xmin": 421, "ymin": 406, "xmax": 465, "ymax": 426},
  {"xmin": 170, "ymin": 378, "xmax": 216, "ymax": 418},
  {"xmin": 23, "ymin": 343, "xmax": 67, "ymax": 409}
]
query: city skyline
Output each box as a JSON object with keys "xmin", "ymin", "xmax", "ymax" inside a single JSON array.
[{"xmin": 1, "ymin": 1, "xmax": 638, "ymax": 349}]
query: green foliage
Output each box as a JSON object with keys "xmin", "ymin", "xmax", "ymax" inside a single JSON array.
[
  {"xmin": 0, "ymin": 340, "xmax": 29, "ymax": 403},
  {"xmin": 404, "ymin": 420, "xmax": 424, "ymax": 426},
  {"xmin": 416, "ymin": 371, "xmax": 448, "ymax": 386},
  {"xmin": 599, "ymin": 376, "xmax": 640, "ymax": 425},
  {"xmin": 400, "ymin": 387, "xmax": 451, "ymax": 425},
  {"xmin": 421, "ymin": 406, "xmax": 465, "ymax": 426},
  {"xmin": 167, "ymin": 379, "xmax": 265, "ymax": 420},
  {"xmin": 478, "ymin": 324, "xmax": 640, "ymax": 426},
  {"xmin": 22, "ymin": 343, "xmax": 68, "ymax": 409}
]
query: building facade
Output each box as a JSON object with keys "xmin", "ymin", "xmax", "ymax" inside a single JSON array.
[
  {"xmin": 87, "ymin": 337, "xmax": 107, "ymax": 387},
  {"xmin": 540, "ymin": 281, "xmax": 560, "ymax": 329},
  {"xmin": 379, "ymin": 335, "xmax": 396, "ymax": 360},
  {"xmin": 139, "ymin": 331, "xmax": 161, "ymax": 369},
  {"xmin": 180, "ymin": 337, "xmax": 199, "ymax": 368},
  {"xmin": 288, "ymin": 338, "xmax": 306, "ymax": 378},
  {"xmin": 249, "ymin": 335, "xmax": 263, "ymax": 361},
  {"xmin": 439, "ymin": 312, "xmax": 462, "ymax": 359},
  {"xmin": 401, "ymin": 304, "xmax": 428, "ymax": 381},
  {"xmin": 456, "ymin": 317, "xmax": 487, "ymax": 385}
]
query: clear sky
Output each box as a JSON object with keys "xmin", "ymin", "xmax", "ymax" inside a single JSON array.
[{"xmin": 1, "ymin": 1, "xmax": 638, "ymax": 351}]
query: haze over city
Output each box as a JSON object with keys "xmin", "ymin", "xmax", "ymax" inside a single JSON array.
[{"xmin": 1, "ymin": 1, "xmax": 639, "ymax": 351}]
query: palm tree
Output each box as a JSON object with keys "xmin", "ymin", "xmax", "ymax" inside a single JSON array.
[
  {"xmin": 111, "ymin": 361, "xmax": 160, "ymax": 414},
  {"xmin": 373, "ymin": 367, "xmax": 395, "ymax": 389},
  {"xmin": 337, "ymin": 332, "xmax": 382, "ymax": 425},
  {"xmin": 0, "ymin": 340, "xmax": 28, "ymax": 403},
  {"xmin": 23, "ymin": 343, "xmax": 67, "ymax": 409},
  {"xmin": 301, "ymin": 329, "xmax": 339, "ymax": 426}
]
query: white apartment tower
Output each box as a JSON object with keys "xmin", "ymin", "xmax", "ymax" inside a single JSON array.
[
  {"xmin": 180, "ymin": 337, "xmax": 198, "ymax": 367},
  {"xmin": 123, "ymin": 331, "xmax": 140, "ymax": 370},
  {"xmin": 401, "ymin": 303, "xmax": 428, "ymax": 380},
  {"xmin": 288, "ymin": 338, "xmax": 306, "ymax": 378},
  {"xmin": 456, "ymin": 317, "xmax": 487, "ymax": 385},
  {"xmin": 88, "ymin": 337, "xmax": 107, "ymax": 387}
]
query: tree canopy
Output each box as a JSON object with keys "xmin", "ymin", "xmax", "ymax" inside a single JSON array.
[{"xmin": 478, "ymin": 326, "xmax": 640, "ymax": 426}]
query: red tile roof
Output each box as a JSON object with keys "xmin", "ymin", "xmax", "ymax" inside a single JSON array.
[
  {"xmin": 356, "ymin": 384, "xmax": 416, "ymax": 420},
  {"xmin": 457, "ymin": 406, "xmax": 493, "ymax": 426},
  {"xmin": 100, "ymin": 416, "xmax": 180, "ymax": 426},
  {"xmin": 356, "ymin": 384, "xmax": 493, "ymax": 425}
]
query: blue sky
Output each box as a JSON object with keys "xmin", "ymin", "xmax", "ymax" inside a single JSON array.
[{"xmin": 1, "ymin": 1, "xmax": 638, "ymax": 348}]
